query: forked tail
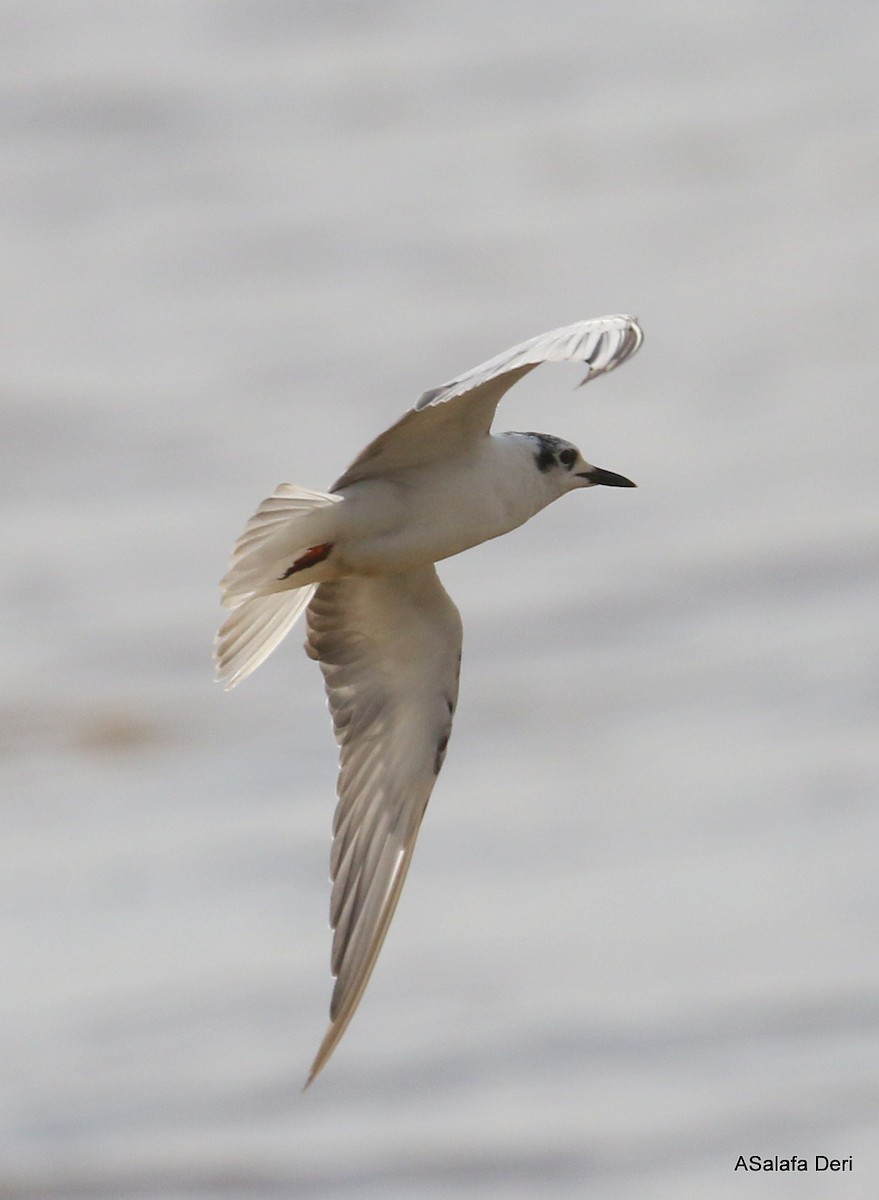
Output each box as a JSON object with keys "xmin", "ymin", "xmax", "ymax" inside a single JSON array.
[{"xmin": 215, "ymin": 483, "xmax": 341, "ymax": 688}]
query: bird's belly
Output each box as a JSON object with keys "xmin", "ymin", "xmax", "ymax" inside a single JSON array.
[{"xmin": 334, "ymin": 472, "xmax": 535, "ymax": 576}]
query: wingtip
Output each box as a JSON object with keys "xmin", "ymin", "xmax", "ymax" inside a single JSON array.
[
  {"xmin": 304, "ymin": 1022, "xmax": 343, "ymax": 1089},
  {"xmin": 302, "ymin": 1048, "xmax": 329, "ymax": 1090},
  {"xmin": 626, "ymin": 316, "xmax": 645, "ymax": 355}
]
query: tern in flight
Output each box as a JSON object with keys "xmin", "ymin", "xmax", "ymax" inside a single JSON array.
[{"xmin": 216, "ymin": 315, "xmax": 643, "ymax": 1084}]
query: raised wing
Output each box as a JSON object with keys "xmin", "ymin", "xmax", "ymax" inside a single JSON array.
[
  {"xmin": 332, "ymin": 314, "xmax": 642, "ymax": 490},
  {"xmin": 304, "ymin": 566, "xmax": 463, "ymax": 1085}
]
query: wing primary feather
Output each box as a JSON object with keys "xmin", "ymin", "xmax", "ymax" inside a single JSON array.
[
  {"xmin": 331, "ymin": 315, "xmax": 642, "ymax": 489},
  {"xmin": 303, "ymin": 568, "xmax": 463, "ymax": 1086}
]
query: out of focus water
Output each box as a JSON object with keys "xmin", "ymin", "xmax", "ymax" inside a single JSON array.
[{"xmin": 2, "ymin": 2, "xmax": 878, "ymax": 1197}]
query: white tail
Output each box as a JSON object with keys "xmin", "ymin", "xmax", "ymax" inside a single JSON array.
[
  {"xmin": 215, "ymin": 588, "xmax": 316, "ymax": 689},
  {"xmin": 215, "ymin": 484, "xmax": 342, "ymax": 688}
]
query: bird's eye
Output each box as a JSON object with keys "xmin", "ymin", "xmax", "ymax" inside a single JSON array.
[{"xmin": 558, "ymin": 448, "xmax": 577, "ymax": 468}]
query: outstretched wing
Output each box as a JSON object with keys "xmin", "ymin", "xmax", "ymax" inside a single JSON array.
[
  {"xmin": 304, "ymin": 566, "xmax": 463, "ymax": 1085},
  {"xmin": 332, "ymin": 314, "xmax": 642, "ymax": 489}
]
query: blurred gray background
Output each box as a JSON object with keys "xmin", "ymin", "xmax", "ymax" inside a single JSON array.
[{"xmin": 2, "ymin": 2, "xmax": 877, "ymax": 1197}]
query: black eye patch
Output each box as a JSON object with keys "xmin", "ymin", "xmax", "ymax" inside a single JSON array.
[{"xmin": 525, "ymin": 432, "xmax": 570, "ymax": 473}]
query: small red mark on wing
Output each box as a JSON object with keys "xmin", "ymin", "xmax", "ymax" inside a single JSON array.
[{"xmin": 280, "ymin": 542, "xmax": 333, "ymax": 580}]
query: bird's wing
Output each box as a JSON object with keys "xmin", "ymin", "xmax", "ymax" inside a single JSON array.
[
  {"xmin": 304, "ymin": 565, "xmax": 463, "ymax": 1085},
  {"xmin": 332, "ymin": 314, "xmax": 643, "ymax": 489}
]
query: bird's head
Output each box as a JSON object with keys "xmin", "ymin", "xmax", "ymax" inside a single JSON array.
[{"xmin": 518, "ymin": 432, "xmax": 636, "ymax": 496}]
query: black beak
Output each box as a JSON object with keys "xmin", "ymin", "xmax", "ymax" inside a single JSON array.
[{"xmin": 577, "ymin": 466, "xmax": 637, "ymax": 488}]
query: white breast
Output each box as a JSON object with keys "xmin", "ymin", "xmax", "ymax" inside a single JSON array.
[{"xmin": 333, "ymin": 436, "xmax": 553, "ymax": 575}]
